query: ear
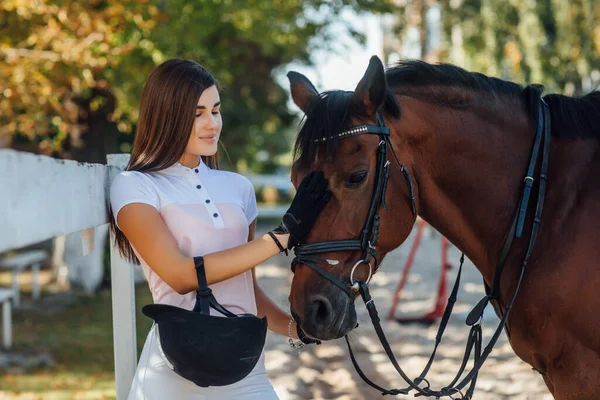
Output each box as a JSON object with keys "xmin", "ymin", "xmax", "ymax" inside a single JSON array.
[
  {"xmin": 287, "ymin": 71, "xmax": 319, "ymax": 115},
  {"xmin": 352, "ymin": 56, "xmax": 387, "ymax": 115}
]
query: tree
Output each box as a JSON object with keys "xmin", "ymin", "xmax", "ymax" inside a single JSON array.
[
  {"xmin": 438, "ymin": 0, "xmax": 600, "ymax": 94},
  {"xmin": 1, "ymin": 0, "xmax": 395, "ymax": 171},
  {"xmin": 0, "ymin": 0, "xmax": 158, "ymax": 157}
]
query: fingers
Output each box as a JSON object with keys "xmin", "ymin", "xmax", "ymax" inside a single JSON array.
[
  {"xmin": 296, "ymin": 170, "xmax": 315, "ymax": 193},
  {"xmin": 313, "ymin": 190, "xmax": 332, "ymax": 212},
  {"xmin": 304, "ymin": 170, "xmax": 325, "ymax": 193},
  {"xmin": 312, "ymin": 175, "xmax": 328, "ymax": 195}
]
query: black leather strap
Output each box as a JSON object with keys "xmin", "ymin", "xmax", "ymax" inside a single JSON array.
[
  {"xmin": 292, "ymin": 255, "xmax": 355, "ymax": 298},
  {"xmin": 267, "ymin": 231, "xmax": 288, "ymax": 255},
  {"xmin": 489, "ymin": 96, "xmax": 550, "ymax": 303},
  {"xmin": 192, "ymin": 256, "xmax": 236, "ymax": 317},
  {"xmin": 194, "ymin": 256, "xmax": 209, "ymax": 288}
]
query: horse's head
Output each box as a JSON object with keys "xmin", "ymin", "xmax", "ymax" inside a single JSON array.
[{"xmin": 287, "ymin": 57, "xmax": 418, "ymax": 340}]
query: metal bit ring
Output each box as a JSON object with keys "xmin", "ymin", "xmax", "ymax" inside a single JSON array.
[{"xmin": 350, "ymin": 259, "xmax": 372, "ymax": 291}]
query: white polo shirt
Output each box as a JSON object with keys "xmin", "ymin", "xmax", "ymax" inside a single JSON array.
[{"xmin": 110, "ymin": 159, "xmax": 259, "ymax": 316}]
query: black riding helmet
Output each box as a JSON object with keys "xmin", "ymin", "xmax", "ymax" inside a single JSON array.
[{"xmin": 142, "ymin": 256, "xmax": 267, "ymax": 387}]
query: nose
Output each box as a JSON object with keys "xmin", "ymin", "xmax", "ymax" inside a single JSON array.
[
  {"xmin": 307, "ymin": 295, "xmax": 334, "ymax": 331},
  {"xmin": 205, "ymin": 113, "xmax": 220, "ymax": 129}
]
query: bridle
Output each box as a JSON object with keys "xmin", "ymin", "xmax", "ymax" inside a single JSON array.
[
  {"xmin": 292, "ymin": 112, "xmax": 418, "ymax": 298},
  {"xmin": 290, "ymin": 89, "xmax": 551, "ymax": 399}
]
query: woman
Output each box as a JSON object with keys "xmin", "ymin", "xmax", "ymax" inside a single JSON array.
[{"xmin": 109, "ymin": 59, "xmax": 330, "ymax": 399}]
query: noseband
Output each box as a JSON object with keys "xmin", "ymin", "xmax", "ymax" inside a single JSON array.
[
  {"xmin": 292, "ymin": 112, "xmax": 417, "ymax": 298},
  {"xmin": 289, "ymin": 92, "xmax": 551, "ymax": 399}
]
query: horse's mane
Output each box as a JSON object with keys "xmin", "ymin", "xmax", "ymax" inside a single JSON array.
[
  {"xmin": 294, "ymin": 60, "xmax": 600, "ymax": 168},
  {"xmin": 386, "ymin": 60, "xmax": 600, "ymax": 141}
]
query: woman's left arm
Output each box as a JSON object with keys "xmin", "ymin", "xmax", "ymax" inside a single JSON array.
[
  {"xmin": 248, "ymin": 219, "xmax": 298, "ymax": 339},
  {"xmin": 252, "ymin": 269, "xmax": 298, "ymax": 338}
]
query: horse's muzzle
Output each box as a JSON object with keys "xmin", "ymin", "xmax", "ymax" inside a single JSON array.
[{"xmin": 297, "ymin": 293, "xmax": 357, "ymax": 340}]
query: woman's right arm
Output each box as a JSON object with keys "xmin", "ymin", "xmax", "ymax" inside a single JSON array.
[
  {"xmin": 117, "ymin": 203, "xmax": 288, "ymax": 294},
  {"xmin": 116, "ymin": 170, "xmax": 330, "ymax": 295}
]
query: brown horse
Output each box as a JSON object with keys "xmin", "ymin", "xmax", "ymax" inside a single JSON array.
[{"xmin": 286, "ymin": 56, "xmax": 600, "ymax": 399}]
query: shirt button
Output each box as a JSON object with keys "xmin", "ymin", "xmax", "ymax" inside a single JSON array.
[
  {"xmin": 213, "ymin": 213, "xmax": 218, "ymax": 218},
  {"xmin": 205, "ymin": 199, "xmax": 211, "ymax": 204},
  {"xmin": 196, "ymin": 185, "xmax": 201, "ymax": 189},
  {"xmin": 195, "ymin": 169, "xmax": 199, "ymax": 173}
]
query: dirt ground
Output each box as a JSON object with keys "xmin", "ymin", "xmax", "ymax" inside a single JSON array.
[{"xmin": 255, "ymin": 223, "xmax": 553, "ymax": 400}]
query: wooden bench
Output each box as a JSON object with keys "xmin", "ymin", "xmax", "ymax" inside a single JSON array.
[{"xmin": 0, "ymin": 249, "xmax": 47, "ymax": 306}]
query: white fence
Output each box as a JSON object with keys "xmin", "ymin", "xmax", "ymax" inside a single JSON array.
[
  {"xmin": 0, "ymin": 149, "xmax": 289, "ymax": 399},
  {"xmin": 0, "ymin": 150, "xmax": 136, "ymax": 398}
]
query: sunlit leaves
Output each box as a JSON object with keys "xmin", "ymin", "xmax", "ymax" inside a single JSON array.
[
  {"xmin": 0, "ymin": 0, "xmax": 155, "ymax": 154},
  {"xmin": 1, "ymin": 0, "xmax": 394, "ymax": 169}
]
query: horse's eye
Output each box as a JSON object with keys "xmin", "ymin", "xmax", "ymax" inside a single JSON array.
[{"xmin": 345, "ymin": 171, "xmax": 368, "ymax": 188}]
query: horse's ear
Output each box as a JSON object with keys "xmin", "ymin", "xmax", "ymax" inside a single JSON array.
[
  {"xmin": 287, "ymin": 71, "xmax": 318, "ymax": 115},
  {"xmin": 352, "ymin": 56, "xmax": 386, "ymax": 115}
]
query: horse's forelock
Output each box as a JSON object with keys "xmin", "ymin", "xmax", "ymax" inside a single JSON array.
[{"xmin": 294, "ymin": 91, "xmax": 354, "ymax": 168}]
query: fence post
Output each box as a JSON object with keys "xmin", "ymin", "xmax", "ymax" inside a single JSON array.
[{"xmin": 107, "ymin": 154, "xmax": 137, "ymax": 400}]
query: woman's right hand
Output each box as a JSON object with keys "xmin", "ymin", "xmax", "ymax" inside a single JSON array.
[{"xmin": 270, "ymin": 170, "xmax": 332, "ymax": 250}]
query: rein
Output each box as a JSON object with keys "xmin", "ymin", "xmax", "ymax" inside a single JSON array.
[{"xmin": 291, "ymin": 93, "xmax": 551, "ymax": 399}]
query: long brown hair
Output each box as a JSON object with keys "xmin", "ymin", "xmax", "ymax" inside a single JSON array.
[{"xmin": 110, "ymin": 59, "xmax": 219, "ymax": 263}]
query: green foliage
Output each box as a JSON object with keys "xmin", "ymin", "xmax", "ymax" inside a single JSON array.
[
  {"xmin": 0, "ymin": 0, "xmax": 156, "ymax": 154},
  {"xmin": 438, "ymin": 0, "xmax": 600, "ymax": 94},
  {"xmin": 1, "ymin": 0, "xmax": 395, "ymax": 171}
]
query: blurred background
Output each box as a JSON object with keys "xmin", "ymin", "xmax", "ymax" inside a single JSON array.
[{"xmin": 0, "ymin": 0, "xmax": 598, "ymax": 399}]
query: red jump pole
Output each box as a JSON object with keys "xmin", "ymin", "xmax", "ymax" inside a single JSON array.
[
  {"xmin": 387, "ymin": 218, "xmax": 426, "ymax": 321},
  {"xmin": 389, "ymin": 222, "xmax": 450, "ymax": 324},
  {"xmin": 414, "ymin": 236, "xmax": 450, "ymax": 322}
]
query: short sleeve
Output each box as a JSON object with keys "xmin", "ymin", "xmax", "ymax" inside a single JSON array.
[
  {"xmin": 242, "ymin": 177, "xmax": 258, "ymax": 224},
  {"xmin": 110, "ymin": 171, "xmax": 159, "ymax": 228}
]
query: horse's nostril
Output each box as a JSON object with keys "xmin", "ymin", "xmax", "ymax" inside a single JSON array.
[
  {"xmin": 308, "ymin": 296, "xmax": 333, "ymax": 326},
  {"xmin": 314, "ymin": 300, "xmax": 329, "ymax": 320}
]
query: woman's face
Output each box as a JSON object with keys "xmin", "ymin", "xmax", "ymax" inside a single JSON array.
[{"xmin": 184, "ymin": 85, "xmax": 222, "ymax": 157}]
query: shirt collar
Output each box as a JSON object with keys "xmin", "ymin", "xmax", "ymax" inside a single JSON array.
[{"xmin": 157, "ymin": 158, "xmax": 209, "ymax": 178}]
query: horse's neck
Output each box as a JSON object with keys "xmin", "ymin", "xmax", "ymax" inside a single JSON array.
[{"xmin": 407, "ymin": 102, "xmax": 535, "ymax": 284}]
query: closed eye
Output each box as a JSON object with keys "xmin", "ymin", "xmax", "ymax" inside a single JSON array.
[
  {"xmin": 196, "ymin": 110, "xmax": 220, "ymax": 117},
  {"xmin": 345, "ymin": 171, "xmax": 368, "ymax": 188}
]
